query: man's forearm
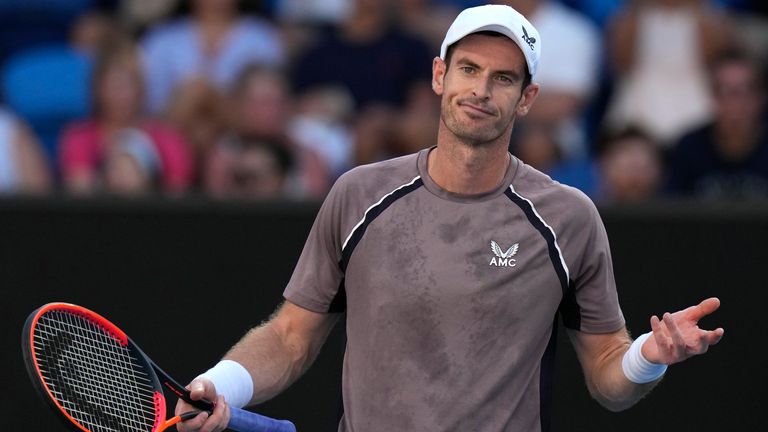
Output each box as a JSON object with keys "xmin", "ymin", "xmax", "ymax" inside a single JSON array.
[
  {"xmin": 218, "ymin": 304, "xmax": 339, "ymax": 405},
  {"xmin": 220, "ymin": 322, "xmax": 305, "ymax": 404},
  {"xmin": 587, "ymin": 340, "xmax": 661, "ymax": 412}
]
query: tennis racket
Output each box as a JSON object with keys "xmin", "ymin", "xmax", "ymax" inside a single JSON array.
[{"xmin": 22, "ymin": 302, "xmax": 296, "ymax": 432}]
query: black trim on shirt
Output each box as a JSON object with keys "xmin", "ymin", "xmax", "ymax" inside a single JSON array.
[
  {"xmin": 504, "ymin": 188, "xmax": 581, "ymax": 329},
  {"xmin": 331, "ymin": 177, "xmax": 425, "ymax": 312},
  {"xmin": 539, "ymin": 316, "xmax": 559, "ymax": 432}
]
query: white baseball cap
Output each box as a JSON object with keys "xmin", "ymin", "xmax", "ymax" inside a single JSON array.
[{"xmin": 439, "ymin": 4, "xmax": 541, "ymax": 78}]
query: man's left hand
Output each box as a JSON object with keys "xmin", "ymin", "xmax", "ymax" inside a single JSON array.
[{"xmin": 641, "ymin": 297, "xmax": 725, "ymax": 365}]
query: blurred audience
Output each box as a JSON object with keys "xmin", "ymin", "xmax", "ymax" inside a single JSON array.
[
  {"xmin": 102, "ymin": 127, "xmax": 163, "ymax": 195},
  {"xmin": 118, "ymin": 0, "xmax": 178, "ymax": 35},
  {"xmin": 729, "ymin": 4, "xmax": 768, "ymax": 68},
  {"xmin": 395, "ymin": 0, "xmax": 460, "ymax": 52},
  {"xmin": 510, "ymin": 120, "xmax": 598, "ymax": 196},
  {"xmin": 667, "ymin": 50, "xmax": 768, "ymax": 199},
  {"xmin": 141, "ymin": 0, "xmax": 284, "ymax": 114},
  {"xmin": 557, "ymin": 0, "xmax": 624, "ymax": 27},
  {"xmin": 0, "ymin": 0, "xmax": 98, "ymax": 65},
  {"xmin": 596, "ymin": 127, "xmax": 663, "ymax": 202},
  {"xmin": 291, "ymin": 0, "xmax": 431, "ymax": 109},
  {"xmin": 0, "ymin": 0, "xmax": 766, "ymax": 203},
  {"xmin": 290, "ymin": 85, "xmax": 355, "ymax": 178},
  {"xmin": 70, "ymin": 10, "xmax": 123, "ymax": 56},
  {"xmin": 0, "ymin": 9, "xmax": 118, "ymax": 161},
  {"xmin": 496, "ymin": 0, "xmax": 602, "ymax": 158},
  {"xmin": 605, "ymin": 0, "xmax": 733, "ymax": 147},
  {"xmin": 59, "ymin": 42, "xmax": 194, "ymax": 195},
  {"xmin": 205, "ymin": 136, "xmax": 293, "ymax": 199},
  {"xmin": 0, "ymin": 108, "xmax": 52, "ymax": 194},
  {"xmin": 204, "ymin": 65, "xmax": 330, "ymax": 198},
  {"xmin": 290, "ymin": 0, "xmax": 437, "ymax": 165},
  {"xmin": 511, "ymin": 121, "xmax": 562, "ymax": 173},
  {"xmin": 165, "ymin": 78, "xmax": 229, "ymax": 184}
]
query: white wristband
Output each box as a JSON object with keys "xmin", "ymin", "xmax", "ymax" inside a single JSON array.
[
  {"xmin": 197, "ymin": 360, "xmax": 253, "ymax": 408},
  {"xmin": 622, "ymin": 332, "xmax": 668, "ymax": 384}
]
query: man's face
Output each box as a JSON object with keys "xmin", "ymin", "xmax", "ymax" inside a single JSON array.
[
  {"xmin": 712, "ymin": 61, "xmax": 765, "ymax": 126},
  {"xmin": 432, "ymin": 33, "xmax": 538, "ymax": 147}
]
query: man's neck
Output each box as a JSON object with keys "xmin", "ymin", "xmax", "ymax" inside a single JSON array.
[{"xmin": 427, "ymin": 135, "xmax": 512, "ymax": 195}]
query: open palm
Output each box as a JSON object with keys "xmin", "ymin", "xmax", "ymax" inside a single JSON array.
[{"xmin": 641, "ymin": 297, "xmax": 725, "ymax": 365}]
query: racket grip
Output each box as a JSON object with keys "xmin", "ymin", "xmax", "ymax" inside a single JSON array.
[{"xmin": 228, "ymin": 407, "xmax": 297, "ymax": 432}]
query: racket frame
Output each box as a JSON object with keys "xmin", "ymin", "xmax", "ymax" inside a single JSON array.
[
  {"xmin": 22, "ymin": 302, "xmax": 211, "ymax": 432},
  {"xmin": 23, "ymin": 302, "xmax": 296, "ymax": 432}
]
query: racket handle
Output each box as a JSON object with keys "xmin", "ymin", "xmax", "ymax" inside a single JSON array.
[{"xmin": 228, "ymin": 407, "xmax": 297, "ymax": 432}]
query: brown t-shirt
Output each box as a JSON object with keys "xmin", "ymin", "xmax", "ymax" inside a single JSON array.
[{"xmin": 284, "ymin": 148, "xmax": 625, "ymax": 432}]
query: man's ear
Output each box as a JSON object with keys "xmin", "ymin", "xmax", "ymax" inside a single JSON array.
[
  {"xmin": 515, "ymin": 83, "xmax": 540, "ymax": 117},
  {"xmin": 432, "ymin": 56, "xmax": 446, "ymax": 96}
]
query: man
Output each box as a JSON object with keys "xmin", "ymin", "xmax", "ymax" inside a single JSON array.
[
  {"xmin": 667, "ymin": 50, "xmax": 768, "ymax": 199},
  {"xmin": 179, "ymin": 5, "xmax": 724, "ymax": 432}
]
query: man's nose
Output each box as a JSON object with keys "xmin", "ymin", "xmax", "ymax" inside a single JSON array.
[{"xmin": 471, "ymin": 75, "xmax": 492, "ymax": 100}]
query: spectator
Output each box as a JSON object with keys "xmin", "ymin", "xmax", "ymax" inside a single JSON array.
[
  {"xmin": 667, "ymin": 51, "xmax": 768, "ymax": 199},
  {"xmin": 0, "ymin": 108, "xmax": 52, "ymax": 194},
  {"xmin": 597, "ymin": 128, "xmax": 662, "ymax": 202},
  {"xmin": 510, "ymin": 120, "xmax": 562, "ymax": 173},
  {"xmin": 495, "ymin": 0, "xmax": 602, "ymax": 158},
  {"xmin": 290, "ymin": 85, "xmax": 355, "ymax": 178},
  {"xmin": 290, "ymin": 0, "xmax": 437, "ymax": 165},
  {"xmin": 510, "ymin": 120, "xmax": 598, "ymax": 196},
  {"xmin": 604, "ymin": 0, "xmax": 733, "ymax": 146},
  {"xmin": 395, "ymin": 0, "xmax": 460, "ymax": 52},
  {"xmin": 205, "ymin": 136, "xmax": 293, "ymax": 199},
  {"xmin": 165, "ymin": 78, "xmax": 228, "ymax": 185},
  {"xmin": 103, "ymin": 128, "xmax": 162, "ymax": 195},
  {"xmin": 205, "ymin": 65, "xmax": 331, "ymax": 198},
  {"xmin": 291, "ymin": 0, "xmax": 431, "ymax": 110},
  {"xmin": 59, "ymin": 42, "xmax": 194, "ymax": 195},
  {"xmin": 70, "ymin": 10, "xmax": 123, "ymax": 57},
  {"xmin": 141, "ymin": 0, "xmax": 284, "ymax": 114}
]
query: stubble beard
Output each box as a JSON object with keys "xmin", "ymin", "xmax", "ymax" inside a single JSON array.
[{"xmin": 440, "ymin": 97, "xmax": 515, "ymax": 147}]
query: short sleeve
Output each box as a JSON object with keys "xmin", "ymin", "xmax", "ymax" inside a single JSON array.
[
  {"xmin": 283, "ymin": 176, "xmax": 348, "ymax": 313},
  {"xmin": 566, "ymin": 193, "xmax": 625, "ymax": 334}
]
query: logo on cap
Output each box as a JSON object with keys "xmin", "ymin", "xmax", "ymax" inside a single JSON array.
[{"xmin": 521, "ymin": 26, "xmax": 536, "ymax": 51}]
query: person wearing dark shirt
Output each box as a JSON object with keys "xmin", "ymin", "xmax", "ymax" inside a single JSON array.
[
  {"xmin": 290, "ymin": 0, "xmax": 436, "ymax": 165},
  {"xmin": 668, "ymin": 50, "xmax": 768, "ymax": 199},
  {"xmin": 291, "ymin": 0, "xmax": 431, "ymax": 109}
]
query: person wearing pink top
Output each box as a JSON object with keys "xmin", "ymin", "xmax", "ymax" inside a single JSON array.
[{"xmin": 60, "ymin": 41, "xmax": 193, "ymax": 195}]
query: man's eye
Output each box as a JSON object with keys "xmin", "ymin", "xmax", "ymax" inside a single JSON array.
[
  {"xmin": 496, "ymin": 75, "xmax": 512, "ymax": 84},
  {"xmin": 461, "ymin": 66, "xmax": 475, "ymax": 74}
]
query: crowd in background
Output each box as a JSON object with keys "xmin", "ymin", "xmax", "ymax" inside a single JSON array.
[{"xmin": 0, "ymin": 0, "xmax": 765, "ymax": 202}]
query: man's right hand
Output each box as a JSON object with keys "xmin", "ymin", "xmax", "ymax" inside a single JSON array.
[{"xmin": 175, "ymin": 378, "xmax": 231, "ymax": 432}]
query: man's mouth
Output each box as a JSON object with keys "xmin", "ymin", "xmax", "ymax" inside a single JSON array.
[{"xmin": 459, "ymin": 101, "xmax": 496, "ymax": 116}]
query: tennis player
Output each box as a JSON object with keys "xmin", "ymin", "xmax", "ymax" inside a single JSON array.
[{"xmin": 178, "ymin": 5, "xmax": 724, "ymax": 431}]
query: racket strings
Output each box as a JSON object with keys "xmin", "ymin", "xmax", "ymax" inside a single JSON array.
[{"xmin": 33, "ymin": 310, "xmax": 159, "ymax": 432}]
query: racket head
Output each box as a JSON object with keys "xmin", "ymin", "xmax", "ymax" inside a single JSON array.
[{"xmin": 22, "ymin": 302, "xmax": 168, "ymax": 432}]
